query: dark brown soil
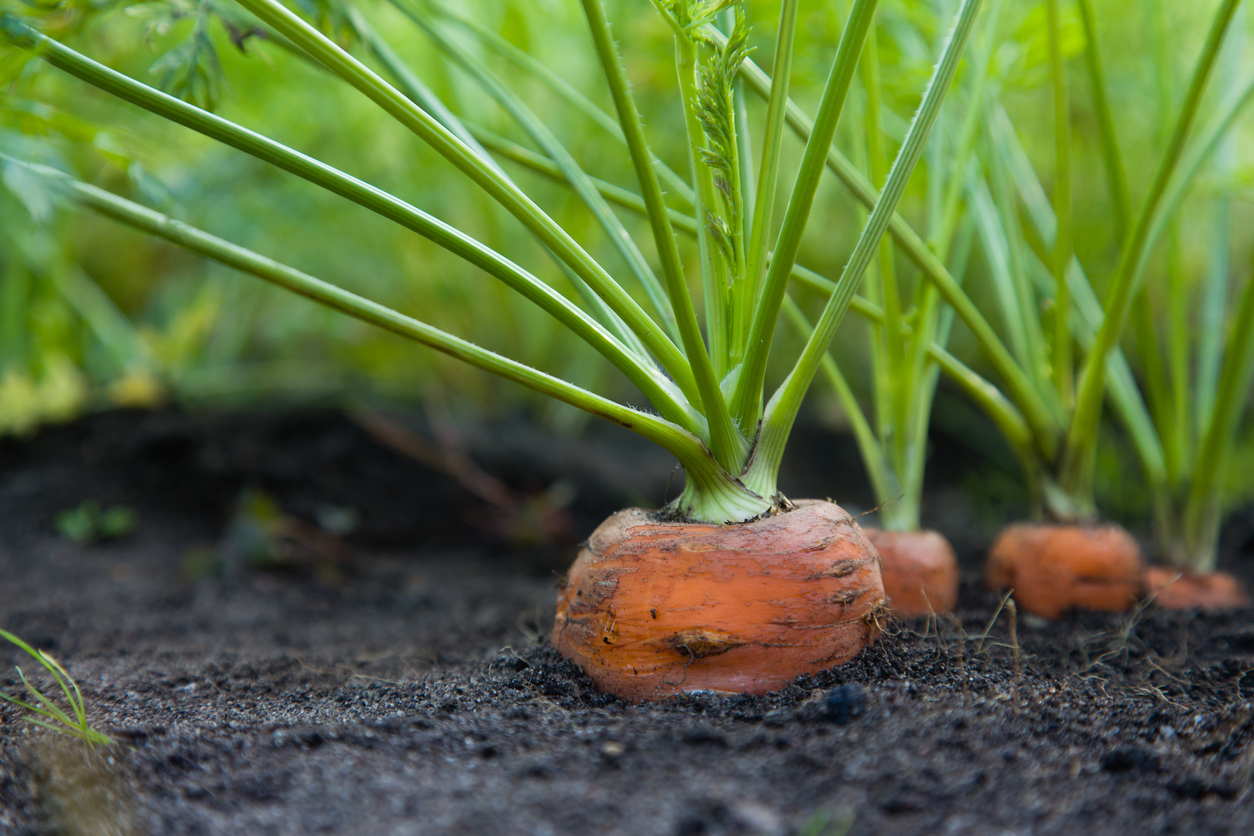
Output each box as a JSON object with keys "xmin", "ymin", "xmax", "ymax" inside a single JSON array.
[{"xmin": 2, "ymin": 408, "xmax": 1253, "ymax": 835}]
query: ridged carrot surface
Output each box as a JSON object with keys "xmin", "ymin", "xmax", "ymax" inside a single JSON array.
[{"xmin": 553, "ymin": 501, "xmax": 885, "ymax": 702}]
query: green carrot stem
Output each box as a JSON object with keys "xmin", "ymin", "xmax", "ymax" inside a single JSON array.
[
  {"xmin": 739, "ymin": 0, "xmax": 800, "ymax": 362},
  {"xmin": 727, "ymin": 44, "xmax": 1061, "ymax": 456},
  {"xmin": 1182, "ymin": 254, "xmax": 1254, "ymax": 571},
  {"xmin": 0, "ymin": 16, "xmax": 705, "ymax": 434},
  {"xmin": 24, "ymin": 158, "xmax": 769, "ymax": 521},
  {"xmin": 743, "ymin": 0, "xmax": 986, "ymax": 499},
  {"xmin": 1046, "ymin": 0, "xmax": 1073, "ymax": 408},
  {"xmin": 730, "ymin": 0, "xmax": 880, "ymax": 432},
  {"xmin": 1076, "ymin": 0, "xmax": 1131, "ymax": 244},
  {"xmin": 231, "ymin": 0, "xmax": 700, "ymax": 405},
  {"xmin": 1060, "ymin": 0, "xmax": 1243, "ymax": 507},
  {"xmin": 581, "ymin": 0, "xmax": 746, "ymax": 472}
]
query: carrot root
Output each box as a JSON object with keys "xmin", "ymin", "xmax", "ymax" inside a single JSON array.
[
  {"xmin": 1144, "ymin": 566, "xmax": 1250, "ymax": 611},
  {"xmin": 553, "ymin": 500, "xmax": 886, "ymax": 702},
  {"xmin": 986, "ymin": 523, "xmax": 1143, "ymax": 619},
  {"xmin": 864, "ymin": 528, "xmax": 960, "ymax": 617}
]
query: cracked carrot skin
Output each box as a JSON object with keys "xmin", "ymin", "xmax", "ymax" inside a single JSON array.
[
  {"xmin": 552, "ymin": 500, "xmax": 886, "ymax": 703},
  {"xmin": 864, "ymin": 528, "xmax": 960, "ymax": 617},
  {"xmin": 986, "ymin": 523, "xmax": 1144, "ymax": 619}
]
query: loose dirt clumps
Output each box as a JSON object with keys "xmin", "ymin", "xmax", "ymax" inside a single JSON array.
[{"xmin": 2, "ymin": 409, "xmax": 1253, "ymax": 835}]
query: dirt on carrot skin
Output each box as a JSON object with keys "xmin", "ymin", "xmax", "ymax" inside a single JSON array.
[{"xmin": 1, "ymin": 408, "xmax": 1253, "ymax": 835}]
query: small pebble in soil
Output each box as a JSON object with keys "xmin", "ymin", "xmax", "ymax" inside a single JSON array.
[{"xmin": 821, "ymin": 683, "xmax": 866, "ymax": 725}]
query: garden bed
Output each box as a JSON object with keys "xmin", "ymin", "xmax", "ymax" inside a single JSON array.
[{"xmin": 2, "ymin": 408, "xmax": 1253, "ymax": 835}]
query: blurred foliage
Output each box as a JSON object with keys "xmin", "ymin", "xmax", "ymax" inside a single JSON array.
[
  {"xmin": 2, "ymin": 0, "xmax": 1254, "ymax": 524},
  {"xmin": 55, "ymin": 500, "xmax": 137, "ymax": 543}
]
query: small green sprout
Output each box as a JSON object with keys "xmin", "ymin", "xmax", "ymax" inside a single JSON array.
[
  {"xmin": 55, "ymin": 501, "xmax": 137, "ymax": 544},
  {"xmin": 0, "ymin": 629, "xmax": 113, "ymax": 747},
  {"xmin": 797, "ymin": 806, "xmax": 854, "ymax": 836}
]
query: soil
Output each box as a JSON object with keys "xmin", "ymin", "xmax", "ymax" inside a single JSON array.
[{"xmin": 2, "ymin": 407, "xmax": 1253, "ymax": 835}]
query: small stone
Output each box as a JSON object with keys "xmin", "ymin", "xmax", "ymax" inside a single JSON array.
[{"xmin": 821, "ymin": 683, "xmax": 866, "ymax": 725}]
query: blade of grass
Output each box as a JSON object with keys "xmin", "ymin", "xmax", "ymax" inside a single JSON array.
[
  {"xmin": 1, "ymin": 631, "xmax": 114, "ymax": 747},
  {"xmin": 1, "ymin": 630, "xmax": 83, "ymax": 733},
  {"xmin": 9, "ymin": 669, "xmax": 77, "ymax": 728},
  {"xmin": 38, "ymin": 652, "xmax": 89, "ymax": 732}
]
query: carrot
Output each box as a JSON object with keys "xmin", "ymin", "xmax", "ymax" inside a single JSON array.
[
  {"xmin": 1144, "ymin": 566, "xmax": 1250, "ymax": 611},
  {"xmin": 552, "ymin": 500, "xmax": 886, "ymax": 702},
  {"xmin": 863, "ymin": 528, "xmax": 959, "ymax": 617},
  {"xmin": 986, "ymin": 523, "xmax": 1143, "ymax": 619}
]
